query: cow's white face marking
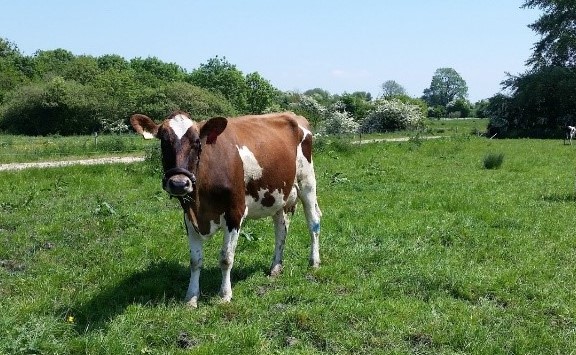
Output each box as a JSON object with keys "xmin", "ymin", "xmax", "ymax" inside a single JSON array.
[
  {"xmin": 236, "ymin": 145, "xmax": 263, "ymax": 183},
  {"xmin": 169, "ymin": 114, "xmax": 194, "ymax": 140}
]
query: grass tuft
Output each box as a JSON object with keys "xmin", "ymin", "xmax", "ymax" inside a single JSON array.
[{"xmin": 483, "ymin": 152, "xmax": 505, "ymax": 169}]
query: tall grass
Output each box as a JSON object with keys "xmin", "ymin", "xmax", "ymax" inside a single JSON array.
[{"xmin": 1, "ymin": 136, "xmax": 576, "ymax": 353}]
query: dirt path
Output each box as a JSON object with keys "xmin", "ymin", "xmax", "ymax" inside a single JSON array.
[{"xmin": 0, "ymin": 156, "xmax": 145, "ymax": 172}]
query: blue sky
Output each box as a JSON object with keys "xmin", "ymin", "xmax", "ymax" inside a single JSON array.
[{"xmin": 1, "ymin": 1, "xmax": 541, "ymax": 102}]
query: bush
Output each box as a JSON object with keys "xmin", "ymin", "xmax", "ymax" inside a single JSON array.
[
  {"xmin": 483, "ymin": 152, "xmax": 504, "ymax": 169},
  {"xmin": 321, "ymin": 110, "xmax": 359, "ymax": 135},
  {"xmin": 0, "ymin": 77, "xmax": 102, "ymax": 135},
  {"xmin": 361, "ymin": 99, "xmax": 425, "ymax": 133}
]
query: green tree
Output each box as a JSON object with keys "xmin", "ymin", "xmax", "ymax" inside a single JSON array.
[
  {"xmin": 523, "ymin": 0, "xmax": 576, "ymax": 68},
  {"xmin": 245, "ymin": 72, "xmax": 279, "ymax": 114},
  {"xmin": 0, "ymin": 38, "xmax": 28, "ymax": 102},
  {"xmin": 33, "ymin": 48, "xmax": 75, "ymax": 78},
  {"xmin": 188, "ymin": 56, "xmax": 248, "ymax": 113},
  {"xmin": 130, "ymin": 57, "xmax": 187, "ymax": 87},
  {"xmin": 304, "ymin": 88, "xmax": 333, "ymax": 106},
  {"xmin": 486, "ymin": 1, "xmax": 576, "ymax": 137},
  {"xmin": 63, "ymin": 55, "xmax": 100, "ymax": 84},
  {"xmin": 422, "ymin": 68, "xmax": 468, "ymax": 107},
  {"xmin": 337, "ymin": 92, "xmax": 374, "ymax": 120},
  {"xmin": 380, "ymin": 80, "xmax": 407, "ymax": 99}
]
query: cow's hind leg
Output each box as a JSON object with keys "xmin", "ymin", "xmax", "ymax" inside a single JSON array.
[
  {"xmin": 298, "ymin": 176, "xmax": 321, "ymax": 268},
  {"xmin": 270, "ymin": 208, "xmax": 292, "ymax": 276}
]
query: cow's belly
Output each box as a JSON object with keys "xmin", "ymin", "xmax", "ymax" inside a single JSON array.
[{"xmin": 244, "ymin": 188, "xmax": 288, "ymax": 219}]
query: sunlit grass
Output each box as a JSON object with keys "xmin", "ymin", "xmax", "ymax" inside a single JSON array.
[{"xmin": 1, "ymin": 135, "xmax": 576, "ymax": 353}]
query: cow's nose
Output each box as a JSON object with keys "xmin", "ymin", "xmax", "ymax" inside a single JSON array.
[{"xmin": 168, "ymin": 177, "xmax": 192, "ymax": 194}]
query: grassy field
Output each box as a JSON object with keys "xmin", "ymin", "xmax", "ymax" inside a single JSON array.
[
  {"xmin": 2, "ymin": 122, "xmax": 576, "ymax": 353},
  {"xmin": 0, "ymin": 133, "xmax": 155, "ymax": 164},
  {"xmin": 0, "ymin": 118, "xmax": 488, "ymax": 164}
]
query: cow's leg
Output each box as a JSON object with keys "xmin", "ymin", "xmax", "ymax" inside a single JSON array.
[
  {"xmin": 184, "ymin": 216, "xmax": 203, "ymax": 308},
  {"xmin": 219, "ymin": 226, "xmax": 240, "ymax": 302},
  {"xmin": 270, "ymin": 209, "xmax": 291, "ymax": 276},
  {"xmin": 298, "ymin": 174, "xmax": 322, "ymax": 268}
]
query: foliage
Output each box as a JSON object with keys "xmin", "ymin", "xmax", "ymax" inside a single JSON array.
[
  {"xmin": 523, "ymin": 0, "xmax": 576, "ymax": 69},
  {"xmin": 381, "ymin": 79, "xmax": 407, "ymax": 98},
  {"xmin": 245, "ymin": 72, "xmax": 279, "ymax": 114},
  {"xmin": 446, "ymin": 98, "xmax": 472, "ymax": 118},
  {"xmin": 321, "ymin": 110, "xmax": 359, "ymax": 135},
  {"xmin": 188, "ymin": 56, "xmax": 248, "ymax": 113},
  {"xmin": 490, "ymin": 2, "xmax": 576, "ymax": 137},
  {"xmin": 336, "ymin": 92, "xmax": 374, "ymax": 121},
  {"xmin": 361, "ymin": 99, "xmax": 425, "ymax": 133},
  {"xmin": 422, "ymin": 68, "xmax": 469, "ymax": 108},
  {"xmin": 488, "ymin": 67, "xmax": 576, "ymax": 138},
  {"xmin": 135, "ymin": 82, "xmax": 236, "ymax": 121},
  {"xmin": 0, "ymin": 77, "xmax": 103, "ymax": 135}
]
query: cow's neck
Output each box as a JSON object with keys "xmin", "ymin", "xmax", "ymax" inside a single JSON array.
[{"xmin": 179, "ymin": 194, "xmax": 200, "ymax": 233}]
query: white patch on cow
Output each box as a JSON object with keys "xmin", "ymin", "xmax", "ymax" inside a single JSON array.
[
  {"xmin": 245, "ymin": 188, "xmax": 285, "ymax": 218},
  {"xmin": 236, "ymin": 145, "xmax": 263, "ymax": 183},
  {"xmin": 185, "ymin": 212, "xmax": 224, "ymax": 240},
  {"xmin": 143, "ymin": 131, "xmax": 154, "ymax": 140},
  {"xmin": 169, "ymin": 114, "xmax": 194, "ymax": 140}
]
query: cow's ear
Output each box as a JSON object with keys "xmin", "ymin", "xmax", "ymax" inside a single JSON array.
[
  {"xmin": 200, "ymin": 116, "xmax": 227, "ymax": 144},
  {"xmin": 130, "ymin": 114, "xmax": 159, "ymax": 139}
]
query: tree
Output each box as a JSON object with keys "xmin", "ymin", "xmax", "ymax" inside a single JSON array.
[
  {"xmin": 0, "ymin": 38, "xmax": 27, "ymax": 102},
  {"xmin": 422, "ymin": 68, "xmax": 468, "ymax": 107},
  {"xmin": 485, "ymin": 1, "xmax": 576, "ymax": 137},
  {"xmin": 33, "ymin": 49, "xmax": 75, "ymax": 78},
  {"xmin": 130, "ymin": 56, "xmax": 187, "ymax": 87},
  {"xmin": 380, "ymin": 80, "xmax": 407, "ymax": 99},
  {"xmin": 337, "ymin": 92, "xmax": 373, "ymax": 120},
  {"xmin": 188, "ymin": 56, "xmax": 248, "ymax": 113},
  {"xmin": 245, "ymin": 72, "xmax": 279, "ymax": 114},
  {"xmin": 523, "ymin": 0, "xmax": 576, "ymax": 68}
]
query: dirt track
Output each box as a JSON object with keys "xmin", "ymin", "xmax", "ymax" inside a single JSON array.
[{"xmin": 0, "ymin": 156, "xmax": 145, "ymax": 172}]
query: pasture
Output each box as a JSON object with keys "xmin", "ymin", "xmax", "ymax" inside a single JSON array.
[{"xmin": 2, "ymin": 125, "xmax": 576, "ymax": 353}]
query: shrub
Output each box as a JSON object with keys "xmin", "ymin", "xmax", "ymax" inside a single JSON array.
[
  {"xmin": 361, "ymin": 99, "xmax": 425, "ymax": 133},
  {"xmin": 483, "ymin": 152, "xmax": 504, "ymax": 169},
  {"xmin": 321, "ymin": 110, "xmax": 359, "ymax": 135}
]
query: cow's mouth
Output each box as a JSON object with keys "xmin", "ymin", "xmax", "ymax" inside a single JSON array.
[{"xmin": 163, "ymin": 168, "xmax": 196, "ymax": 196}]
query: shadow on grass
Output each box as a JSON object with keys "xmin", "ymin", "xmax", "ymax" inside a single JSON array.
[
  {"xmin": 541, "ymin": 192, "xmax": 576, "ymax": 203},
  {"xmin": 61, "ymin": 260, "xmax": 264, "ymax": 332}
]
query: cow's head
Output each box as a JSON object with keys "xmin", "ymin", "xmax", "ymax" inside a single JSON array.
[{"xmin": 130, "ymin": 111, "xmax": 227, "ymax": 197}]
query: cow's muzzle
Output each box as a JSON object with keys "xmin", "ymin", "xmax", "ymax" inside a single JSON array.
[{"xmin": 163, "ymin": 167, "xmax": 196, "ymax": 196}]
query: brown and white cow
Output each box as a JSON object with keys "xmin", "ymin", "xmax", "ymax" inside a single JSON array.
[{"xmin": 130, "ymin": 111, "xmax": 321, "ymax": 307}]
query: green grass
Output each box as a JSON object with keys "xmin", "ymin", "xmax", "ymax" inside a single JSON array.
[
  {"xmin": 0, "ymin": 133, "xmax": 155, "ymax": 163},
  {"xmin": 2, "ymin": 135, "xmax": 576, "ymax": 353}
]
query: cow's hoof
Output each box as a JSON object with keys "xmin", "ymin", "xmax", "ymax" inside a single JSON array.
[
  {"xmin": 269, "ymin": 264, "xmax": 283, "ymax": 277},
  {"xmin": 309, "ymin": 259, "xmax": 321, "ymax": 269},
  {"xmin": 186, "ymin": 297, "xmax": 198, "ymax": 308}
]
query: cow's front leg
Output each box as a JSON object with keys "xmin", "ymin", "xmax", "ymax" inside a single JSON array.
[
  {"xmin": 219, "ymin": 227, "xmax": 240, "ymax": 302},
  {"xmin": 185, "ymin": 216, "xmax": 203, "ymax": 308}
]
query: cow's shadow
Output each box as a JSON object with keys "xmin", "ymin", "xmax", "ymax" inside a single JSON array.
[{"xmin": 62, "ymin": 260, "xmax": 264, "ymax": 332}]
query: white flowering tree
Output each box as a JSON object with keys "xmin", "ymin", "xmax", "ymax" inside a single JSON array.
[{"xmin": 361, "ymin": 99, "xmax": 425, "ymax": 133}]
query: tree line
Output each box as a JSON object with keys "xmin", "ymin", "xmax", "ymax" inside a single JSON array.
[{"xmin": 4, "ymin": 0, "xmax": 571, "ymax": 139}]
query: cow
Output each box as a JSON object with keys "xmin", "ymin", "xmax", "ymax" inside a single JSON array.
[
  {"xmin": 130, "ymin": 111, "xmax": 321, "ymax": 307},
  {"xmin": 565, "ymin": 126, "xmax": 576, "ymax": 145}
]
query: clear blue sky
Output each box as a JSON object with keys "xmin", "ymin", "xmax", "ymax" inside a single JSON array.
[{"xmin": 1, "ymin": 1, "xmax": 541, "ymax": 102}]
